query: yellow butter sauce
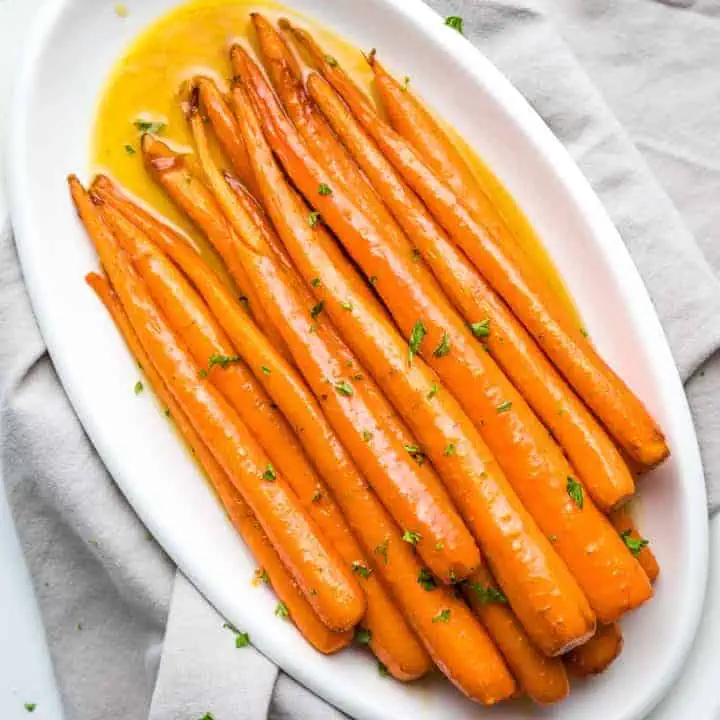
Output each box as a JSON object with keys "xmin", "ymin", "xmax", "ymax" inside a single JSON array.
[{"xmin": 93, "ymin": 0, "xmax": 577, "ymax": 320}]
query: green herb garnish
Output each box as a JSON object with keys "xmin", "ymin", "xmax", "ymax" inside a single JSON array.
[{"xmin": 566, "ymin": 476, "xmax": 584, "ymax": 509}]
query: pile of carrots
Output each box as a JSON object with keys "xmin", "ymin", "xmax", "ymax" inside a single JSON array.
[{"xmin": 69, "ymin": 13, "xmax": 668, "ymax": 707}]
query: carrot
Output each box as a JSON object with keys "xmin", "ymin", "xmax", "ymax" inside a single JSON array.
[
  {"xmin": 194, "ymin": 76, "xmax": 258, "ymax": 196},
  {"xmin": 95, "ymin": 182, "xmax": 433, "ymax": 682},
  {"xmin": 609, "ymin": 507, "xmax": 659, "ymax": 583},
  {"xmin": 69, "ymin": 175, "xmax": 364, "ymax": 632},
  {"xmin": 307, "ymin": 70, "xmax": 635, "ymax": 513},
  {"xmin": 564, "ymin": 623, "xmax": 624, "ymax": 677},
  {"xmin": 89, "ymin": 183, "xmax": 515, "ymax": 705},
  {"xmin": 231, "ymin": 57, "xmax": 596, "ymax": 657},
  {"xmin": 464, "ymin": 566, "xmax": 569, "ymax": 705},
  {"xmin": 252, "ymin": 13, "xmax": 376, "ymax": 202},
  {"xmin": 369, "ymin": 56, "xmax": 504, "ymax": 239},
  {"xmin": 140, "ymin": 134, "xmax": 293, "ymax": 362},
  {"xmin": 286, "ymin": 26, "xmax": 669, "ymax": 469},
  {"xmin": 237, "ymin": 46, "xmax": 652, "ymax": 629},
  {"xmin": 86, "ymin": 271, "xmax": 351, "ymax": 654}
]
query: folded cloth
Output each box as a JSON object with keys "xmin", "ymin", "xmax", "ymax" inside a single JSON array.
[{"xmin": 1, "ymin": 1, "xmax": 719, "ymax": 719}]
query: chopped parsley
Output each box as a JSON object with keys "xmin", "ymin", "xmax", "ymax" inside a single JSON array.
[
  {"xmin": 262, "ymin": 464, "xmax": 277, "ymax": 481},
  {"xmin": 369, "ymin": 275, "xmax": 378, "ymax": 286},
  {"xmin": 433, "ymin": 333, "xmax": 450, "ymax": 358},
  {"xmin": 223, "ymin": 622, "xmax": 250, "ymax": 648},
  {"xmin": 374, "ymin": 537, "xmax": 389, "ymax": 563},
  {"xmin": 417, "ymin": 568, "xmax": 437, "ymax": 591},
  {"xmin": 362, "ymin": 430, "xmax": 373, "ymax": 442},
  {"xmin": 260, "ymin": 366, "xmax": 271, "ymax": 376},
  {"xmin": 404, "ymin": 444, "xmax": 425, "ymax": 464},
  {"xmin": 124, "ymin": 144, "xmax": 136, "ymax": 155},
  {"xmin": 352, "ymin": 561, "xmax": 372, "ymax": 578},
  {"xmin": 341, "ymin": 300, "xmax": 354, "ymax": 311},
  {"xmin": 134, "ymin": 380, "xmax": 144, "ymax": 395},
  {"xmin": 355, "ymin": 628, "xmax": 372, "ymax": 645},
  {"xmin": 310, "ymin": 277, "xmax": 321, "ymax": 287},
  {"xmin": 24, "ymin": 704, "xmax": 37, "ymax": 713},
  {"xmin": 324, "ymin": 54, "xmax": 339, "ymax": 67},
  {"xmin": 318, "ymin": 183, "xmax": 332, "ymax": 196},
  {"xmin": 408, "ymin": 320, "xmax": 427, "ymax": 364},
  {"xmin": 402, "ymin": 529, "xmax": 421, "ymax": 546},
  {"xmin": 308, "ymin": 210, "xmax": 321, "ymax": 227},
  {"xmin": 468, "ymin": 583, "xmax": 507, "ymax": 605},
  {"xmin": 470, "ymin": 319, "xmax": 490, "ymax": 338},
  {"xmin": 208, "ymin": 353, "xmax": 242, "ymax": 370},
  {"xmin": 432, "ymin": 608, "xmax": 451, "ymax": 623},
  {"xmin": 444, "ymin": 15, "xmax": 464, "ymax": 34},
  {"xmin": 310, "ymin": 301, "xmax": 324, "ymax": 319},
  {"xmin": 435, "ymin": 542, "xmax": 444, "ymax": 551},
  {"xmin": 275, "ymin": 602, "xmax": 290, "ymax": 618},
  {"xmin": 443, "ymin": 443, "xmax": 456, "ymax": 456},
  {"xmin": 496, "ymin": 400, "xmax": 513, "ymax": 413},
  {"xmin": 411, "ymin": 247, "xmax": 421, "ymax": 261},
  {"xmin": 378, "ymin": 661, "xmax": 389, "ymax": 677},
  {"xmin": 620, "ymin": 530, "xmax": 649, "ymax": 557},
  {"xmin": 254, "ymin": 567, "xmax": 270, "ymax": 585},
  {"xmin": 402, "ymin": 76, "xmax": 411, "ymax": 92},
  {"xmin": 580, "ymin": 327, "xmax": 589, "ymax": 338},
  {"xmin": 311, "ymin": 489, "xmax": 323, "ymax": 503},
  {"xmin": 198, "ymin": 369, "xmax": 209, "ymax": 378},
  {"xmin": 133, "ymin": 118, "xmax": 166, "ymax": 134},
  {"xmin": 566, "ymin": 476, "xmax": 584, "ymax": 509},
  {"xmin": 335, "ymin": 381, "xmax": 354, "ymax": 397},
  {"xmin": 427, "ymin": 383, "xmax": 440, "ymax": 400}
]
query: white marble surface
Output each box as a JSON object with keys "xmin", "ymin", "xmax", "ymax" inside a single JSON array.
[{"xmin": 0, "ymin": 1, "xmax": 718, "ymax": 718}]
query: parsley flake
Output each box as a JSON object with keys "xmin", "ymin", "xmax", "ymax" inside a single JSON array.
[
  {"xmin": 470, "ymin": 319, "xmax": 490, "ymax": 338},
  {"xmin": 566, "ymin": 476, "xmax": 584, "ymax": 509},
  {"xmin": 432, "ymin": 608, "xmax": 451, "ymax": 623},
  {"xmin": 275, "ymin": 602, "xmax": 289, "ymax": 618},
  {"xmin": 433, "ymin": 333, "xmax": 451, "ymax": 357},
  {"xmin": 208, "ymin": 353, "xmax": 242, "ymax": 370},
  {"xmin": 402, "ymin": 529, "xmax": 421, "ymax": 546},
  {"xmin": 444, "ymin": 443, "xmax": 456, "ymax": 456},
  {"xmin": 261, "ymin": 366, "xmax": 271, "ymax": 376},
  {"xmin": 133, "ymin": 118, "xmax": 167, "ymax": 134},
  {"xmin": 352, "ymin": 561, "xmax": 372, "ymax": 578},
  {"xmin": 444, "ymin": 15, "xmax": 464, "ymax": 34},
  {"xmin": 378, "ymin": 661, "xmax": 389, "ymax": 677},
  {"xmin": 620, "ymin": 530, "xmax": 649, "ymax": 556},
  {"xmin": 335, "ymin": 381, "xmax": 354, "ymax": 396},
  {"xmin": 311, "ymin": 277, "xmax": 321, "ymax": 287},
  {"xmin": 134, "ymin": 380, "xmax": 144, "ymax": 395},
  {"xmin": 324, "ymin": 54, "xmax": 339, "ymax": 67},
  {"xmin": 355, "ymin": 628, "xmax": 372, "ymax": 645},
  {"xmin": 24, "ymin": 704, "xmax": 37, "ymax": 713},
  {"xmin": 496, "ymin": 400, "xmax": 513, "ymax": 413},
  {"xmin": 308, "ymin": 210, "xmax": 321, "ymax": 227},
  {"xmin": 124, "ymin": 144, "xmax": 136, "ymax": 155},
  {"xmin": 310, "ymin": 301, "xmax": 324, "ymax": 319},
  {"xmin": 262, "ymin": 464, "xmax": 277, "ymax": 481},
  {"xmin": 374, "ymin": 537, "xmax": 389, "ymax": 563},
  {"xmin": 417, "ymin": 568, "xmax": 437, "ymax": 591},
  {"xmin": 408, "ymin": 320, "xmax": 427, "ymax": 364},
  {"xmin": 318, "ymin": 183, "xmax": 332, "ymax": 196},
  {"xmin": 427, "ymin": 383, "xmax": 440, "ymax": 400},
  {"xmin": 469, "ymin": 583, "xmax": 507, "ymax": 605}
]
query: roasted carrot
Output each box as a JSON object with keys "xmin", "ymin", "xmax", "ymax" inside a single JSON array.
[
  {"xmin": 237, "ymin": 46, "xmax": 652, "ymax": 629},
  {"xmin": 69, "ymin": 175, "xmax": 364, "ymax": 632},
  {"xmin": 564, "ymin": 623, "xmax": 624, "ymax": 677},
  {"xmin": 609, "ymin": 507, "xmax": 659, "ymax": 583},
  {"xmin": 140, "ymin": 134, "xmax": 293, "ymax": 362},
  {"xmin": 231, "ymin": 59, "xmax": 596, "ymax": 657},
  {"xmin": 464, "ymin": 566, "xmax": 569, "ymax": 705},
  {"xmin": 194, "ymin": 76, "xmax": 258, "ymax": 196},
  {"xmin": 96, "ymin": 179, "xmax": 433, "ymax": 681},
  {"xmin": 369, "ymin": 56, "xmax": 501, "ymax": 237},
  {"xmin": 307, "ymin": 70, "xmax": 635, "ymax": 513},
  {"xmin": 286, "ymin": 25, "xmax": 669, "ymax": 469},
  {"xmin": 86, "ymin": 271, "xmax": 352, "ymax": 654},
  {"xmin": 90, "ymin": 184, "xmax": 515, "ymax": 704}
]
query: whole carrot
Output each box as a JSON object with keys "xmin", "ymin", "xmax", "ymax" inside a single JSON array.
[
  {"xmin": 91, "ymin": 180, "xmax": 520, "ymax": 699},
  {"xmin": 237, "ymin": 47, "xmax": 651, "ymax": 628},
  {"xmin": 69, "ymin": 175, "xmax": 364, "ymax": 632},
  {"xmin": 564, "ymin": 623, "xmax": 624, "ymax": 677},
  {"xmin": 307, "ymin": 70, "xmax": 635, "ymax": 513},
  {"xmin": 140, "ymin": 134, "xmax": 293, "ymax": 361},
  {"xmin": 231, "ymin": 60, "xmax": 596, "ymax": 656},
  {"xmin": 86, "ymin": 271, "xmax": 352, "ymax": 654},
  {"xmin": 286, "ymin": 25, "xmax": 669, "ymax": 469},
  {"xmin": 97, "ymin": 182, "xmax": 432, "ymax": 682},
  {"xmin": 464, "ymin": 566, "xmax": 569, "ymax": 705}
]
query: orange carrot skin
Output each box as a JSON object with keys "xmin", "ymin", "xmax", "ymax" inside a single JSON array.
[
  {"xmin": 101, "ymin": 185, "xmax": 519, "ymax": 705},
  {"xmin": 195, "ymin": 76, "xmax": 258, "ymax": 196},
  {"xmin": 292, "ymin": 30, "xmax": 668, "ymax": 469},
  {"xmin": 239, "ymin": 52, "xmax": 651, "ymax": 630},
  {"xmin": 609, "ymin": 507, "xmax": 660, "ymax": 583},
  {"xmin": 465, "ymin": 566, "xmax": 569, "ymax": 705},
  {"xmin": 307, "ymin": 72, "xmax": 635, "ymax": 514},
  {"xmin": 70, "ymin": 176, "xmax": 364, "ymax": 632},
  {"xmin": 141, "ymin": 135, "xmax": 293, "ymax": 362},
  {"xmin": 233, "ymin": 60, "xmax": 597, "ymax": 657},
  {"xmin": 86, "ymin": 271, "xmax": 352, "ymax": 654},
  {"xmin": 564, "ymin": 623, "xmax": 623, "ymax": 677},
  {"xmin": 95, "ymin": 180, "xmax": 430, "ymax": 680}
]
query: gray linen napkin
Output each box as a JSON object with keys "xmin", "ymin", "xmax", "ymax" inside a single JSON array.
[{"xmin": 2, "ymin": 1, "xmax": 720, "ymax": 718}]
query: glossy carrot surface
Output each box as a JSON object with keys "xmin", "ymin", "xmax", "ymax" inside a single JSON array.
[
  {"xmin": 232, "ymin": 50, "xmax": 596, "ymax": 656},
  {"xmin": 307, "ymin": 70, "xmax": 635, "ymax": 513},
  {"xmin": 565, "ymin": 623, "xmax": 624, "ymax": 677},
  {"xmin": 70, "ymin": 175, "xmax": 364, "ymax": 632},
  {"xmin": 86, "ymin": 271, "xmax": 352, "ymax": 654}
]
